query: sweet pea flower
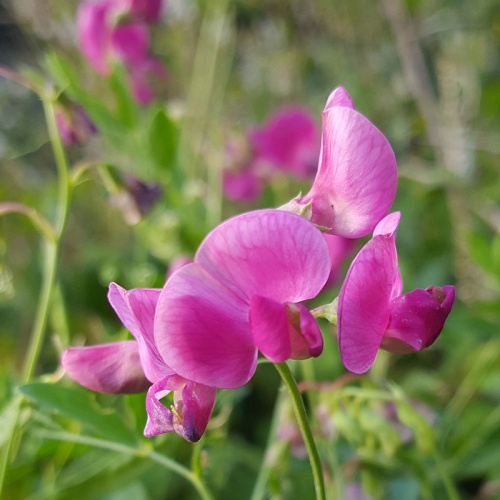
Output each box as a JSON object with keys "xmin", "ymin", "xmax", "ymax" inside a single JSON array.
[
  {"xmin": 77, "ymin": 0, "xmax": 167, "ymax": 104},
  {"xmin": 281, "ymin": 87, "xmax": 398, "ymax": 239},
  {"xmin": 62, "ymin": 283, "xmax": 216, "ymax": 442},
  {"xmin": 155, "ymin": 209, "xmax": 331, "ymax": 389},
  {"xmin": 338, "ymin": 212, "xmax": 455, "ymax": 374},
  {"xmin": 249, "ymin": 106, "xmax": 320, "ymax": 178},
  {"xmin": 322, "ymin": 234, "xmax": 357, "ymax": 289}
]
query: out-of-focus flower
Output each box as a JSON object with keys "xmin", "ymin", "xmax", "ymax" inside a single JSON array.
[
  {"xmin": 338, "ymin": 212, "xmax": 455, "ymax": 374},
  {"xmin": 249, "ymin": 106, "xmax": 320, "ymax": 178},
  {"xmin": 155, "ymin": 209, "xmax": 331, "ymax": 389},
  {"xmin": 281, "ymin": 87, "xmax": 398, "ymax": 238},
  {"xmin": 55, "ymin": 101, "xmax": 97, "ymax": 146},
  {"xmin": 222, "ymin": 106, "xmax": 319, "ymax": 202},
  {"xmin": 76, "ymin": 0, "xmax": 167, "ymax": 104},
  {"xmin": 62, "ymin": 283, "xmax": 216, "ymax": 442},
  {"xmin": 110, "ymin": 174, "xmax": 162, "ymax": 225},
  {"xmin": 322, "ymin": 234, "xmax": 357, "ymax": 289}
]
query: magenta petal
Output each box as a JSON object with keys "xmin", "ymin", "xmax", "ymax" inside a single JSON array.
[
  {"xmin": 250, "ymin": 296, "xmax": 292, "ymax": 363},
  {"xmin": 383, "ymin": 285, "xmax": 456, "ymax": 353},
  {"xmin": 293, "ymin": 303, "xmax": 323, "ymax": 359},
  {"xmin": 125, "ymin": 0, "xmax": 163, "ymax": 23},
  {"xmin": 322, "ymin": 234, "xmax": 357, "ymax": 289},
  {"xmin": 111, "ymin": 24, "xmax": 150, "ymax": 64},
  {"xmin": 127, "ymin": 56, "xmax": 167, "ymax": 105},
  {"xmin": 77, "ymin": 1, "xmax": 112, "ymax": 74},
  {"xmin": 144, "ymin": 375, "xmax": 216, "ymax": 442},
  {"xmin": 304, "ymin": 107, "xmax": 398, "ymax": 238},
  {"xmin": 108, "ymin": 283, "xmax": 170, "ymax": 382},
  {"xmin": 223, "ymin": 166, "xmax": 262, "ymax": 202},
  {"xmin": 324, "ymin": 86, "xmax": 355, "ymax": 111},
  {"xmin": 155, "ymin": 264, "xmax": 257, "ymax": 389},
  {"xmin": 373, "ymin": 212, "xmax": 401, "ymax": 237},
  {"xmin": 195, "ymin": 210, "xmax": 331, "ymax": 304},
  {"xmin": 338, "ymin": 235, "xmax": 399, "ymax": 374},
  {"xmin": 62, "ymin": 341, "xmax": 149, "ymax": 394}
]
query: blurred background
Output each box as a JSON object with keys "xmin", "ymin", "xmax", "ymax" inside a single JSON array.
[{"xmin": 0, "ymin": 0, "xmax": 499, "ymax": 498}]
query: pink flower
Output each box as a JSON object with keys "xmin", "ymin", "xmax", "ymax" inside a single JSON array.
[
  {"xmin": 155, "ymin": 209, "xmax": 331, "ymax": 389},
  {"xmin": 55, "ymin": 102, "xmax": 97, "ymax": 146},
  {"xmin": 223, "ymin": 164, "xmax": 262, "ymax": 202},
  {"xmin": 76, "ymin": 0, "xmax": 167, "ymax": 104},
  {"xmin": 249, "ymin": 106, "xmax": 320, "ymax": 178},
  {"xmin": 62, "ymin": 283, "xmax": 216, "ymax": 442},
  {"xmin": 322, "ymin": 234, "xmax": 357, "ymax": 289},
  {"xmin": 281, "ymin": 87, "xmax": 398, "ymax": 238},
  {"xmin": 338, "ymin": 212, "xmax": 455, "ymax": 374}
]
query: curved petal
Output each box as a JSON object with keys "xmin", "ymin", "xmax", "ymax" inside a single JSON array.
[
  {"xmin": 155, "ymin": 264, "xmax": 257, "ymax": 389},
  {"xmin": 324, "ymin": 86, "xmax": 355, "ymax": 111},
  {"xmin": 108, "ymin": 283, "xmax": 170, "ymax": 382},
  {"xmin": 292, "ymin": 302, "xmax": 324, "ymax": 359},
  {"xmin": 62, "ymin": 341, "xmax": 149, "ymax": 394},
  {"xmin": 304, "ymin": 107, "xmax": 398, "ymax": 238},
  {"xmin": 144, "ymin": 374, "xmax": 216, "ymax": 442},
  {"xmin": 195, "ymin": 210, "xmax": 331, "ymax": 305},
  {"xmin": 382, "ymin": 285, "xmax": 456, "ymax": 353},
  {"xmin": 338, "ymin": 234, "xmax": 399, "ymax": 374}
]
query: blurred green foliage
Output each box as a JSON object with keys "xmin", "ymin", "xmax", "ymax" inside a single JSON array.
[{"xmin": 0, "ymin": 0, "xmax": 499, "ymax": 498}]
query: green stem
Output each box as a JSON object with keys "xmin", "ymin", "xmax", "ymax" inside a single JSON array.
[
  {"xmin": 0, "ymin": 89, "xmax": 71, "ymax": 496},
  {"xmin": 274, "ymin": 362, "xmax": 326, "ymax": 500},
  {"xmin": 35, "ymin": 430, "xmax": 214, "ymax": 500}
]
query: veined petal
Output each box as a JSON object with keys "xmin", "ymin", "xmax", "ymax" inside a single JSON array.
[
  {"xmin": 155, "ymin": 264, "xmax": 256, "ymax": 389},
  {"xmin": 195, "ymin": 210, "xmax": 331, "ymax": 305},
  {"xmin": 144, "ymin": 375, "xmax": 216, "ymax": 442},
  {"xmin": 324, "ymin": 86, "xmax": 355, "ymax": 111},
  {"xmin": 338, "ymin": 235, "xmax": 399, "ymax": 374},
  {"xmin": 382, "ymin": 285, "xmax": 456, "ymax": 353},
  {"xmin": 62, "ymin": 341, "xmax": 149, "ymax": 394},
  {"xmin": 304, "ymin": 107, "xmax": 398, "ymax": 238},
  {"xmin": 108, "ymin": 283, "xmax": 170, "ymax": 382}
]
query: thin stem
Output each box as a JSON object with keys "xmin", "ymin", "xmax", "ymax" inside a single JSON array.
[
  {"xmin": 274, "ymin": 362, "xmax": 326, "ymax": 500},
  {"xmin": 35, "ymin": 430, "xmax": 214, "ymax": 500}
]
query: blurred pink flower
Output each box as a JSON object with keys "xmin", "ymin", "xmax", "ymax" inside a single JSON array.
[
  {"xmin": 155, "ymin": 209, "xmax": 331, "ymax": 389},
  {"xmin": 322, "ymin": 234, "xmax": 357, "ymax": 289},
  {"xmin": 76, "ymin": 0, "xmax": 166, "ymax": 104},
  {"xmin": 55, "ymin": 102, "xmax": 97, "ymax": 146},
  {"xmin": 338, "ymin": 212, "xmax": 455, "ymax": 374},
  {"xmin": 249, "ymin": 106, "xmax": 320, "ymax": 178},
  {"xmin": 62, "ymin": 283, "xmax": 216, "ymax": 442},
  {"xmin": 281, "ymin": 87, "xmax": 398, "ymax": 238}
]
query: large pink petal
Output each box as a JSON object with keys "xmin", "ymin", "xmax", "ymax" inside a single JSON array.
[
  {"xmin": 195, "ymin": 210, "xmax": 331, "ymax": 305},
  {"xmin": 77, "ymin": 1, "xmax": 113, "ymax": 74},
  {"xmin": 338, "ymin": 234, "xmax": 399, "ymax": 374},
  {"xmin": 304, "ymin": 107, "xmax": 398, "ymax": 238},
  {"xmin": 108, "ymin": 283, "xmax": 170, "ymax": 382},
  {"xmin": 62, "ymin": 341, "xmax": 149, "ymax": 394},
  {"xmin": 155, "ymin": 264, "xmax": 257, "ymax": 389},
  {"xmin": 110, "ymin": 24, "xmax": 150, "ymax": 65}
]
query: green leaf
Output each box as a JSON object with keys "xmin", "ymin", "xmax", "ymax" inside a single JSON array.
[
  {"xmin": 19, "ymin": 382, "xmax": 139, "ymax": 446},
  {"xmin": 148, "ymin": 109, "xmax": 178, "ymax": 172}
]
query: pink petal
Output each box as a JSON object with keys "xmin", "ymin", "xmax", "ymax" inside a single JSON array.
[
  {"xmin": 195, "ymin": 209, "xmax": 331, "ymax": 305},
  {"xmin": 250, "ymin": 297, "xmax": 323, "ymax": 363},
  {"xmin": 373, "ymin": 211, "xmax": 401, "ymax": 237},
  {"xmin": 123, "ymin": 0, "xmax": 163, "ymax": 23},
  {"xmin": 382, "ymin": 285, "xmax": 456, "ymax": 353},
  {"xmin": 62, "ymin": 341, "xmax": 149, "ymax": 394},
  {"xmin": 77, "ymin": 1, "xmax": 113, "ymax": 74},
  {"xmin": 303, "ymin": 106, "xmax": 398, "ymax": 238},
  {"xmin": 223, "ymin": 166, "xmax": 262, "ymax": 202},
  {"xmin": 324, "ymin": 86, "xmax": 355, "ymax": 111},
  {"xmin": 108, "ymin": 283, "xmax": 171, "ymax": 382},
  {"xmin": 127, "ymin": 56, "xmax": 167, "ymax": 105},
  {"xmin": 155, "ymin": 264, "xmax": 257, "ymax": 389},
  {"xmin": 338, "ymin": 234, "xmax": 399, "ymax": 374},
  {"xmin": 249, "ymin": 106, "xmax": 320, "ymax": 178},
  {"xmin": 110, "ymin": 23, "xmax": 150, "ymax": 65},
  {"xmin": 144, "ymin": 374, "xmax": 216, "ymax": 442}
]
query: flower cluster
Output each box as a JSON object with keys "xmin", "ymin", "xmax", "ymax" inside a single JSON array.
[
  {"xmin": 62, "ymin": 87, "xmax": 455, "ymax": 442},
  {"xmin": 223, "ymin": 106, "xmax": 320, "ymax": 202},
  {"xmin": 77, "ymin": 0, "xmax": 167, "ymax": 104}
]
